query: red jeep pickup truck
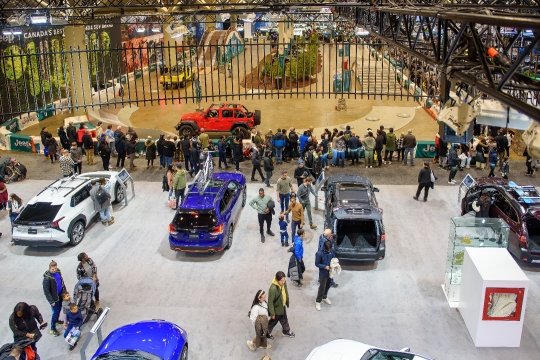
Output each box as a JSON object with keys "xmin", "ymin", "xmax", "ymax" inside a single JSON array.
[{"xmin": 175, "ymin": 103, "xmax": 261, "ymax": 138}]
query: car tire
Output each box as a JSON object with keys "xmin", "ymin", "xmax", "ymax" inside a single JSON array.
[
  {"xmin": 233, "ymin": 127, "xmax": 249, "ymax": 140},
  {"xmin": 180, "ymin": 346, "xmax": 188, "ymax": 360},
  {"xmin": 69, "ymin": 220, "xmax": 85, "ymax": 246},
  {"xmin": 178, "ymin": 125, "xmax": 194, "ymax": 138},
  {"xmin": 180, "ymin": 80, "xmax": 187, "ymax": 88},
  {"xmin": 241, "ymin": 187, "xmax": 246, "ymax": 207},
  {"xmin": 114, "ymin": 183, "xmax": 125, "ymax": 203},
  {"xmin": 224, "ymin": 224, "xmax": 233, "ymax": 250}
]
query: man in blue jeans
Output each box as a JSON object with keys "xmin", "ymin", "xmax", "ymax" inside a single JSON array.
[
  {"xmin": 272, "ymin": 129, "xmax": 287, "ymax": 164},
  {"xmin": 281, "ymin": 195, "xmax": 304, "ymax": 241},
  {"xmin": 402, "ymin": 129, "xmax": 417, "ymax": 166},
  {"xmin": 276, "ymin": 170, "xmax": 294, "ymax": 222},
  {"xmin": 42, "ymin": 260, "xmax": 67, "ymax": 336}
]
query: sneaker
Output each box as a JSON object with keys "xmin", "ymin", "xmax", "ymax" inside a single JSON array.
[
  {"xmin": 424, "ymin": 198, "xmax": 427, "ymax": 202},
  {"xmin": 108, "ymin": 219, "xmax": 115, "ymax": 225},
  {"xmin": 266, "ymin": 333, "xmax": 274, "ymax": 339},
  {"xmin": 246, "ymin": 340, "xmax": 256, "ymax": 351},
  {"xmin": 286, "ymin": 218, "xmax": 290, "ymax": 223},
  {"xmin": 285, "ymin": 241, "xmax": 289, "ymax": 247},
  {"xmin": 388, "ymin": 161, "xmax": 392, "ymax": 164},
  {"xmin": 322, "ymin": 298, "xmax": 332, "ymax": 305},
  {"xmin": 366, "ymin": 166, "xmax": 368, "ymax": 168},
  {"xmin": 56, "ymin": 320, "xmax": 64, "ymax": 325},
  {"xmin": 310, "ymin": 224, "xmax": 317, "ymax": 229},
  {"xmin": 50, "ymin": 329, "xmax": 60, "ymax": 337},
  {"xmin": 295, "ymin": 281, "xmax": 302, "ymax": 287},
  {"xmin": 251, "ymin": 178, "xmax": 257, "ymax": 182},
  {"xmin": 102, "ymin": 221, "xmax": 107, "ymax": 226},
  {"xmin": 259, "ymin": 345, "xmax": 272, "ymax": 349},
  {"xmin": 413, "ymin": 196, "xmax": 418, "ymax": 200},
  {"xmin": 315, "ymin": 302, "xmax": 321, "ymax": 311},
  {"xmin": 281, "ymin": 242, "xmax": 285, "ymax": 247},
  {"xmin": 369, "ymin": 166, "xmax": 373, "ymax": 168},
  {"xmin": 331, "ymin": 282, "xmax": 339, "ymax": 288},
  {"xmin": 448, "ymin": 181, "xmax": 455, "ymax": 185},
  {"xmin": 261, "ymin": 234, "xmax": 265, "ymax": 243},
  {"xmin": 282, "ymin": 332, "xmax": 295, "ymax": 338},
  {"xmin": 267, "ymin": 230, "xmax": 275, "ymax": 236},
  {"xmin": 451, "ymin": 180, "xmax": 456, "ymax": 184}
]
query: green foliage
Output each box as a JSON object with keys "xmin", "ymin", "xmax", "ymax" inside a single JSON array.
[
  {"xmin": 261, "ymin": 60, "xmax": 283, "ymax": 78},
  {"xmin": 285, "ymin": 37, "xmax": 318, "ymax": 82}
]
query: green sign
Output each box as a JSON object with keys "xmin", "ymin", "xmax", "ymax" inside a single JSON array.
[
  {"xmin": 149, "ymin": 63, "xmax": 156, "ymax": 73},
  {"xmin": 37, "ymin": 104, "xmax": 55, "ymax": 121},
  {"xmin": 134, "ymin": 69, "xmax": 143, "ymax": 79},
  {"xmin": 416, "ymin": 140, "xmax": 437, "ymax": 158},
  {"xmin": 3, "ymin": 118, "xmax": 20, "ymax": 133},
  {"xmin": 10, "ymin": 134, "xmax": 33, "ymax": 152}
]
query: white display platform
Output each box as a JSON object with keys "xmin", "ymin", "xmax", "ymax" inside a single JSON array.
[{"xmin": 459, "ymin": 248, "xmax": 529, "ymax": 347}]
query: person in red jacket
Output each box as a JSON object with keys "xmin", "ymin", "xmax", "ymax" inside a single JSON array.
[{"xmin": 76, "ymin": 124, "xmax": 86, "ymax": 153}]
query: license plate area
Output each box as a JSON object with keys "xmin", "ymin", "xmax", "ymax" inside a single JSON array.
[
  {"xmin": 189, "ymin": 234, "xmax": 199, "ymax": 239},
  {"xmin": 28, "ymin": 229, "xmax": 37, "ymax": 234}
]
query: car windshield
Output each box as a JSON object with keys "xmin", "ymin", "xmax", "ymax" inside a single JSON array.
[
  {"xmin": 173, "ymin": 210, "xmax": 218, "ymax": 229},
  {"xmin": 16, "ymin": 202, "xmax": 62, "ymax": 223},
  {"xmin": 338, "ymin": 189, "xmax": 369, "ymax": 203},
  {"xmin": 94, "ymin": 349, "xmax": 162, "ymax": 360},
  {"xmin": 361, "ymin": 348, "xmax": 427, "ymax": 360}
]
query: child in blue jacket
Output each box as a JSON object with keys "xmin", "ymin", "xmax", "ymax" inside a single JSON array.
[
  {"xmin": 278, "ymin": 214, "xmax": 289, "ymax": 247},
  {"xmin": 64, "ymin": 304, "xmax": 83, "ymax": 338}
]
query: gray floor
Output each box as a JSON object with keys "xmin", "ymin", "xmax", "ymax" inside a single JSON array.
[{"xmin": 0, "ymin": 180, "xmax": 539, "ymax": 360}]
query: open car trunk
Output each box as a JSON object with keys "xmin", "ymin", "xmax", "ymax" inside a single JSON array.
[
  {"xmin": 526, "ymin": 212, "xmax": 540, "ymax": 253},
  {"xmin": 335, "ymin": 219, "xmax": 379, "ymax": 252}
]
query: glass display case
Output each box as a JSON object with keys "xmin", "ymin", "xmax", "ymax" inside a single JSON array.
[{"xmin": 443, "ymin": 217, "xmax": 509, "ymax": 304}]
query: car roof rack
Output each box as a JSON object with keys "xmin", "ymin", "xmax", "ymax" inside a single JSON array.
[
  {"xmin": 518, "ymin": 196, "xmax": 540, "ymax": 204},
  {"xmin": 36, "ymin": 176, "xmax": 88, "ymax": 198}
]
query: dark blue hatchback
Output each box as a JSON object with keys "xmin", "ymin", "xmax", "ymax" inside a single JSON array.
[
  {"xmin": 91, "ymin": 320, "xmax": 188, "ymax": 360},
  {"xmin": 169, "ymin": 172, "xmax": 246, "ymax": 253}
]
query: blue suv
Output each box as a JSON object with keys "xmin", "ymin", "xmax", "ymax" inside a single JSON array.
[{"xmin": 169, "ymin": 172, "xmax": 246, "ymax": 253}]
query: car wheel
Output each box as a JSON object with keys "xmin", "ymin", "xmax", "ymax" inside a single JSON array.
[
  {"xmin": 69, "ymin": 221, "xmax": 85, "ymax": 246},
  {"xmin": 224, "ymin": 224, "xmax": 233, "ymax": 249},
  {"xmin": 179, "ymin": 125, "xmax": 193, "ymax": 138},
  {"xmin": 241, "ymin": 187, "xmax": 246, "ymax": 207},
  {"xmin": 180, "ymin": 80, "xmax": 187, "ymax": 88},
  {"xmin": 233, "ymin": 127, "xmax": 249, "ymax": 140},
  {"xmin": 180, "ymin": 346, "xmax": 188, "ymax": 360},
  {"xmin": 114, "ymin": 183, "xmax": 125, "ymax": 203}
]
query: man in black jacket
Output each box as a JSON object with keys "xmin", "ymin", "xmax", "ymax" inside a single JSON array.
[
  {"xmin": 251, "ymin": 145, "xmax": 265, "ymax": 182},
  {"xmin": 189, "ymin": 141, "xmax": 201, "ymax": 176},
  {"xmin": 413, "ymin": 162, "xmax": 433, "ymax": 202},
  {"xmin": 162, "ymin": 135, "xmax": 176, "ymax": 168},
  {"xmin": 42, "ymin": 260, "xmax": 67, "ymax": 336},
  {"xmin": 126, "ymin": 135, "xmax": 137, "ymax": 171},
  {"xmin": 447, "ymin": 144, "xmax": 460, "ymax": 184},
  {"xmin": 294, "ymin": 160, "xmax": 310, "ymax": 186},
  {"xmin": 288, "ymin": 128, "xmax": 299, "ymax": 160},
  {"xmin": 180, "ymin": 135, "xmax": 192, "ymax": 171},
  {"xmin": 82, "ymin": 130, "xmax": 94, "ymax": 165},
  {"xmin": 494, "ymin": 129, "xmax": 508, "ymax": 167},
  {"xmin": 263, "ymin": 150, "xmax": 274, "ymax": 188},
  {"xmin": 66, "ymin": 122, "xmax": 77, "ymax": 145},
  {"xmin": 156, "ymin": 134, "xmax": 165, "ymax": 169}
]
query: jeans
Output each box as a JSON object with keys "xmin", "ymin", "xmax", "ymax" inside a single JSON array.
[
  {"xmin": 396, "ymin": 148, "xmax": 404, "ymax": 162},
  {"xmin": 218, "ymin": 152, "xmax": 227, "ymax": 168},
  {"xmin": 168, "ymin": 189, "xmax": 173, "ymax": 200},
  {"xmin": 403, "ymin": 148, "xmax": 415, "ymax": 165},
  {"xmin": 265, "ymin": 171, "xmax": 272, "ymax": 187},
  {"xmin": 364, "ymin": 150, "xmax": 374, "ymax": 167},
  {"xmin": 448, "ymin": 165, "xmax": 458, "ymax": 181},
  {"xmin": 375, "ymin": 149, "xmax": 382, "ymax": 166},
  {"xmin": 275, "ymin": 147, "xmax": 283, "ymax": 163},
  {"xmin": 331, "ymin": 149, "xmax": 338, "ymax": 165},
  {"xmin": 302, "ymin": 202, "xmax": 313, "ymax": 225},
  {"xmin": 98, "ymin": 207, "xmax": 112, "ymax": 222},
  {"xmin": 336, "ymin": 151, "xmax": 345, "ymax": 167},
  {"xmin": 316, "ymin": 276, "xmax": 332, "ymax": 303},
  {"xmin": 280, "ymin": 231, "xmax": 289, "ymax": 244},
  {"xmin": 258, "ymin": 213, "xmax": 272, "ymax": 234},
  {"xmin": 159, "ymin": 154, "xmax": 166, "ymax": 168},
  {"xmin": 350, "ymin": 149, "xmax": 360, "ymax": 163},
  {"xmin": 488, "ymin": 163, "xmax": 496, "ymax": 177},
  {"xmin": 384, "ymin": 150, "xmax": 394, "ymax": 162},
  {"xmin": 184, "ymin": 156, "xmax": 191, "ymax": 171},
  {"xmin": 321, "ymin": 153, "xmax": 328, "ymax": 168},
  {"xmin": 109, "ymin": 141, "xmax": 115, "ymax": 155},
  {"xmin": 175, "ymin": 188, "xmax": 185, "ymax": 209},
  {"xmin": 116, "ymin": 154, "xmax": 126, "ymax": 168},
  {"xmin": 73, "ymin": 162, "xmax": 82, "ymax": 174},
  {"xmin": 279, "ymin": 193, "xmax": 290, "ymax": 220},
  {"xmin": 51, "ymin": 300, "xmax": 62, "ymax": 330},
  {"xmin": 460, "ymin": 157, "xmax": 471, "ymax": 168},
  {"xmin": 291, "ymin": 219, "xmax": 301, "ymax": 240},
  {"xmin": 415, "ymin": 183, "xmax": 430, "ymax": 200},
  {"xmin": 164, "ymin": 156, "xmax": 173, "ymax": 168},
  {"xmin": 251, "ymin": 165, "xmax": 264, "ymax": 180}
]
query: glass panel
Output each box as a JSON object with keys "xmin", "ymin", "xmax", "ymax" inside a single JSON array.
[{"xmin": 17, "ymin": 203, "xmax": 62, "ymax": 223}]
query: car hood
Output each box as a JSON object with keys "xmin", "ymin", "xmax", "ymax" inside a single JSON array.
[
  {"xmin": 181, "ymin": 112, "xmax": 203, "ymax": 121},
  {"xmin": 92, "ymin": 321, "xmax": 187, "ymax": 360},
  {"xmin": 306, "ymin": 339, "xmax": 371, "ymax": 360},
  {"xmin": 473, "ymin": 177, "xmax": 508, "ymax": 186}
]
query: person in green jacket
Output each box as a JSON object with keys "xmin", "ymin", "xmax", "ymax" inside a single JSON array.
[
  {"xmin": 384, "ymin": 128, "xmax": 396, "ymax": 164},
  {"xmin": 362, "ymin": 131, "xmax": 376, "ymax": 168},
  {"xmin": 173, "ymin": 165, "xmax": 187, "ymax": 209},
  {"xmin": 267, "ymin": 271, "xmax": 295, "ymax": 338}
]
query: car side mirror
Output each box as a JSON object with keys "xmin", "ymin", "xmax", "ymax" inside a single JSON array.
[{"xmin": 373, "ymin": 187, "xmax": 380, "ymax": 192}]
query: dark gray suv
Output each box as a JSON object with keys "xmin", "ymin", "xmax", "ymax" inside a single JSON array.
[{"xmin": 322, "ymin": 175, "xmax": 386, "ymax": 261}]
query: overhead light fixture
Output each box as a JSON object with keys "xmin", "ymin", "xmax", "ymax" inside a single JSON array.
[
  {"xmin": 136, "ymin": 26, "xmax": 145, "ymax": 33},
  {"xmin": 50, "ymin": 17, "xmax": 68, "ymax": 25},
  {"xmin": 30, "ymin": 13, "xmax": 48, "ymax": 24},
  {"xmin": 240, "ymin": 13, "xmax": 256, "ymax": 23},
  {"xmin": 12, "ymin": 28, "xmax": 22, "ymax": 35},
  {"xmin": 219, "ymin": 13, "xmax": 230, "ymax": 22},
  {"xmin": 7, "ymin": 14, "xmax": 27, "ymax": 26},
  {"xmin": 2, "ymin": 29, "xmax": 12, "ymax": 36},
  {"xmin": 151, "ymin": 26, "xmax": 160, "ymax": 32}
]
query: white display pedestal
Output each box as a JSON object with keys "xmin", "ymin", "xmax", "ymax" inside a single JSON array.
[{"xmin": 459, "ymin": 248, "xmax": 529, "ymax": 347}]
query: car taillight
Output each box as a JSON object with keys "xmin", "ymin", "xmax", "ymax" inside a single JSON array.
[
  {"xmin": 381, "ymin": 234, "xmax": 386, "ymax": 242},
  {"xmin": 169, "ymin": 224, "xmax": 178, "ymax": 235},
  {"xmin": 46, "ymin": 217, "xmax": 65, "ymax": 229},
  {"xmin": 520, "ymin": 235, "xmax": 527, "ymax": 245},
  {"xmin": 210, "ymin": 223, "xmax": 224, "ymax": 235}
]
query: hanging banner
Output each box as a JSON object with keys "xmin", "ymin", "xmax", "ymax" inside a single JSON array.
[
  {"xmin": 3, "ymin": 118, "xmax": 20, "ymax": 133},
  {"xmin": 10, "ymin": 133, "xmax": 33, "ymax": 152},
  {"xmin": 0, "ymin": 128, "xmax": 10, "ymax": 150},
  {"xmin": 19, "ymin": 112, "xmax": 40, "ymax": 129},
  {"xmin": 85, "ymin": 22, "xmax": 122, "ymax": 88}
]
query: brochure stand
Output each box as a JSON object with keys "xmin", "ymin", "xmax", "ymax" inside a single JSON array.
[
  {"xmin": 80, "ymin": 307, "xmax": 110, "ymax": 360},
  {"xmin": 459, "ymin": 248, "xmax": 529, "ymax": 347},
  {"xmin": 458, "ymin": 173, "xmax": 475, "ymax": 203},
  {"xmin": 115, "ymin": 168, "xmax": 135, "ymax": 206}
]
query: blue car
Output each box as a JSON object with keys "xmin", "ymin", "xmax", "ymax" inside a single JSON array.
[
  {"xmin": 169, "ymin": 172, "xmax": 247, "ymax": 253},
  {"xmin": 92, "ymin": 320, "xmax": 188, "ymax": 360}
]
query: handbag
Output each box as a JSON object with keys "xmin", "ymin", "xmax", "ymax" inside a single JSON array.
[{"xmin": 43, "ymin": 147, "xmax": 49, "ymax": 156}]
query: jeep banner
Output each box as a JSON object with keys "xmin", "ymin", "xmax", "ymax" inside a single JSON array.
[
  {"xmin": 10, "ymin": 133, "xmax": 34, "ymax": 152},
  {"xmin": 415, "ymin": 140, "xmax": 437, "ymax": 158},
  {"xmin": 3, "ymin": 118, "xmax": 20, "ymax": 133}
]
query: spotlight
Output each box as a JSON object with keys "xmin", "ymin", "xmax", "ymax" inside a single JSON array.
[
  {"xmin": 2, "ymin": 29, "xmax": 12, "ymax": 36},
  {"xmin": 151, "ymin": 26, "xmax": 161, "ymax": 32},
  {"xmin": 30, "ymin": 13, "xmax": 48, "ymax": 24},
  {"xmin": 136, "ymin": 26, "xmax": 145, "ymax": 33},
  {"xmin": 12, "ymin": 28, "xmax": 22, "ymax": 35}
]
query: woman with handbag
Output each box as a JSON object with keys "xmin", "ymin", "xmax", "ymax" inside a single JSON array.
[
  {"xmin": 246, "ymin": 290, "xmax": 271, "ymax": 351},
  {"xmin": 9, "ymin": 302, "xmax": 47, "ymax": 359}
]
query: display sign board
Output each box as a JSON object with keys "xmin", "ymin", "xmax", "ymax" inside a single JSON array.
[
  {"xmin": 10, "ymin": 134, "xmax": 33, "ymax": 152},
  {"xmin": 458, "ymin": 173, "xmax": 476, "ymax": 203},
  {"xmin": 3, "ymin": 118, "xmax": 20, "ymax": 133}
]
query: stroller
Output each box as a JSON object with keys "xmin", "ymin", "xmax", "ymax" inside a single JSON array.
[{"xmin": 70, "ymin": 278, "xmax": 103, "ymax": 350}]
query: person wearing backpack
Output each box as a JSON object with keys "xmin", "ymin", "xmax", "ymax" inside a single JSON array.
[
  {"xmin": 272, "ymin": 130, "xmax": 286, "ymax": 164},
  {"xmin": 288, "ymin": 128, "xmax": 299, "ymax": 160},
  {"xmin": 89, "ymin": 180, "xmax": 114, "ymax": 226}
]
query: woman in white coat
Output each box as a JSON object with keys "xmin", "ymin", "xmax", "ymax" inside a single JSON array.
[{"xmin": 247, "ymin": 290, "xmax": 271, "ymax": 351}]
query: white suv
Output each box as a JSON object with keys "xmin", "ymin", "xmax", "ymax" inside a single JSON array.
[{"xmin": 12, "ymin": 171, "xmax": 127, "ymax": 247}]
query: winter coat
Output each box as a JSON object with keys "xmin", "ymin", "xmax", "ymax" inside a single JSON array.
[
  {"xmin": 217, "ymin": 140, "xmax": 226, "ymax": 153},
  {"xmin": 385, "ymin": 132, "xmax": 396, "ymax": 151},
  {"xmin": 70, "ymin": 147, "xmax": 83, "ymax": 162},
  {"xmin": 438, "ymin": 140, "xmax": 448, "ymax": 157},
  {"xmin": 272, "ymin": 132, "xmax": 286, "ymax": 149},
  {"xmin": 418, "ymin": 167, "xmax": 432, "ymax": 184},
  {"xmin": 115, "ymin": 137, "xmax": 126, "ymax": 155},
  {"xmin": 292, "ymin": 235, "xmax": 304, "ymax": 260},
  {"xmin": 40, "ymin": 130, "xmax": 49, "ymax": 146},
  {"xmin": 299, "ymin": 134, "xmax": 309, "ymax": 151},
  {"xmin": 9, "ymin": 305, "xmax": 44, "ymax": 339},
  {"xmin": 489, "ymin": 149, "xmax": 498, "ymax": 165},
  {"xmin": 403, "ymin": 134, "xmax": 417, "ymax": 148},
  {"xmin": 0, "ymin": 182, "xmax": 8, "ymax": 204},
  {"xmin": 173, "ymin": 169, "xmax": 187, "ymax": 190},
  {"xmin": 336, "ymin": 136, "xmax": 346, "ymax": 152},
  {"xmin": 315, "ymin": 249, "xmax": 333, "ymax": 277},
  {"xmin": 46, "ymin": 137, "xmax": 58, "ymax": 154},
  {"xmin": 66, "ymin": 309, "xmax": 83, "ymax": 328},
  {"xmin": 305, "ymin": 151, "xmax": 314, "ymax": 169},
  {"xmin": 125, "ymin": 140, "xmax": 136, "ymax": 155},
  {"xmin": 77, "ymin": 258, "xmax": 98, "ymax": 281},
  {"xmin": 67, "ymin": 125, "xmax": 77, "ymax": 143},
  {"xmin": 252, "ymin": 148, "xmax": 261, "ymax": 166},
  {"xmin": 162, "ymin": 140, "xmax": 175, "ymax": 157},
  {"xmin": 348, "ymin": 136, "xmax": 360, "ymax": 150},
  {"xmin": 180, "ymin": 139, "xmax": 191, "ymax": 155},
  {"xmin": 448, "ymin": 149, "xmax": 459, "ymax": 166},
  {"xmin": 375, "ymin": 134, "xmax": 384, "ymax": 151},
  {"xmin": 77, "ymin": 128, "xmax": 86, "ymax": 143},
  {"xmin": 363, "ymin": 136, "xmax": 375, "ymax": 151},
  {"xmin": 268, "ymin": 280, "xmax": 289, "ymax": 317},
  {"xmin": 145, "ymin": 140, "xmax": 157, "ymax": 160},
  {"xmin": 58, "ymin": 129, "xmax": 69, "ymax": 147},
  {"xmin": 43, "ymin": 269, "xmax": 67, "ymax": 304},
  {"xmin": 263, "ymin": 156, "xmax": 274, "ymax": 172},
  {"xmin": 89, "ymin": 184, "xmax": 111, "ymax": 211},
  {"xmin": 190, "ymin": 145, "xmax": 200, "ymax": 164},
  {"xmin": 82, "ymin": 134, "xmax": 94, "ymax": 150},
  {"xmin": 233, "ymin": 138, "xmax": 243, "ymax": 161},
  {"xmin": 98, "ymin": 141, "xmax": 111, "ymax": 157},
  {"xmin": 288, "ymin": 131, "xmax": 299, "ymax": 145}
]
